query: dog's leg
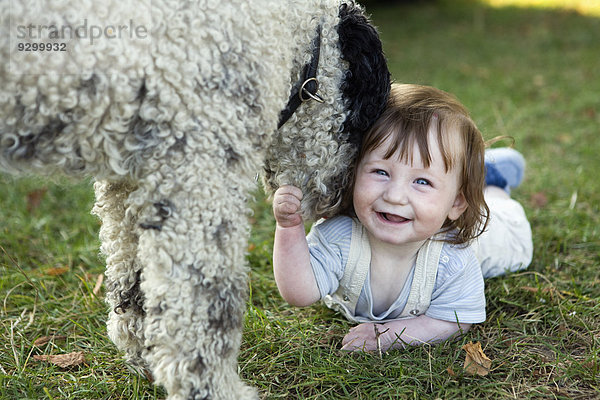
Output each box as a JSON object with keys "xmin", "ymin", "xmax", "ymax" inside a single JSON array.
[
  {"xmin": 134, "ymin": 169, "xmax": 258, "ymax": 400},
  {"xmin": 92, "ymin": 180, "xmax": 148, "ymax": 369}
]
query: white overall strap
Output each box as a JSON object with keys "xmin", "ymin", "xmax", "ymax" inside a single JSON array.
[
  {"xmin": 322, "ymin": 218, "xmax": 371, "ymax": 322},
  {"xmin": 399, "ymin": 238, "xmax": 444, "ymax": 318}
]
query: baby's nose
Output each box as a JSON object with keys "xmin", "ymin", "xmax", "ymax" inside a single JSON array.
[{"xmin": 382, "ymin": 181, "xmax": 408, "ymax": 204}]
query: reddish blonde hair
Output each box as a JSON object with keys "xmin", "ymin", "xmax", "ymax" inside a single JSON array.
[{"xmin": 343, "ymin": 83, "xmax": 489, "ymax": 245}]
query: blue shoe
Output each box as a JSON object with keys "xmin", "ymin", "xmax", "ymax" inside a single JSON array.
[
  {"xmin": 485, "ymin": 148, "xmax": 525, "ymax": 193},
  {"xmin": 484, "ymin": 162, "xmax": 507, "ymax": 189}
]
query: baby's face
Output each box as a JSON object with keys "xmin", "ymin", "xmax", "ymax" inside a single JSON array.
[{"xmin": 352, "ymin": 127, "xmax": 467, "ymax": 248}]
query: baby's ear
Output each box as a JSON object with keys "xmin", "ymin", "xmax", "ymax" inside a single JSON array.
[{"xmin": 448, "ymin": 192, "xmax": 468, "ymax": 221}]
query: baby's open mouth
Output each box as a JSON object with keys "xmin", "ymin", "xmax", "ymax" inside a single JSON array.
[{"xmin": 379, "ymin": 212, "xmax": 408, "ymax": 223}]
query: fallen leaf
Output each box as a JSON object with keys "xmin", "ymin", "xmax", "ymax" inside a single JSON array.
[
  {"xmin": 26, "ymin": 188, "xmax": 47, "ymax": 212},
  {"xmin": 45, "ymin": 266, "xmax": 69, "ymax": 276},
  {"xmin": 446, "ymin": 366, "xmax": 457, "ymax": 377},
  {"xmin": 582, "ymin": 360, "xmax": 597, "ymax": 370},
  {"xmin": 462, "ymin": 341, "xmax": 491, "ymax": 376},
  {"xmin": 557, "ymin": 134, "xmax": 572, "ymax": 144},
  {"xmin": 532, "ymin": 74, "xmax": 545, "ymax": 87},
  {"xmin": 93, "ymin": 274, "xmax": 104, "ymax": 296},
  {"xmin": 583, "ymin": 107, "xmax": 596, "ymax": 119},
  {"xmin": 33, "ymin": 351, "xmax": 86, "ymax": 368},
  {"xmin": 520, "ymin": 286, "xmax": 563, "ymax": 300},
  {"xmin": 520, "ymin": 286, "xmax": 551, "ymax": 294},
  {"xmin": 530, "ymin": 192, "xmax": 548, "ymax": 208},
  {"xmin": 143, "ymin": 368, "xmax": 155, "ymax": 383},
  {"xmin": 33, "ymin": 335, "xmax": 67, "ymax": 347}
]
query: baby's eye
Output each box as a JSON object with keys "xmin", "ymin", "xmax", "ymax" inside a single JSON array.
[
  {"xmin": 414, "ymin": 178, "xmax": 430, "ymax": 186},
  {"xmin": 373, "ymin": 169, "xmax": 389, "ymax": 177}
]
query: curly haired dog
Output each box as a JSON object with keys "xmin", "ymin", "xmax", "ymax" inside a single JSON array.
[{"xmin": 0, "ymin": 0, "xmax": 389, "ymax": 398}]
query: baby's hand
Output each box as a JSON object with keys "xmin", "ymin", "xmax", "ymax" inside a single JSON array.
[
  {"xmin": 273, "ymin": 185, "xmax": 303, "ymax": 228},
  {"xmin": 341, "ymin": 323, "xmax": 381, "ymax": 352},
  {"xmin": 341, "ymin": 322, "xmax": 406, "ymax": 353}
]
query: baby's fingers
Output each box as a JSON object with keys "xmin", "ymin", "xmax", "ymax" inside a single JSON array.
[
  {"xmin": 274, "ymin": 185, "xmax": 303, "ymax": 201},
  {"xmin": 341, "ymin": 336, "xmax": 376, "ymax": 352},
  {"xmin": 273, "ymin": 185, "xmax": 304, "ymax": 227},
  {"xmin": 341, "ymin": 324, "xmax": 377, "ymax": 352},
  {"xmin": 274, "ymin": 193, "xmax": 301, "ymax": 213}
]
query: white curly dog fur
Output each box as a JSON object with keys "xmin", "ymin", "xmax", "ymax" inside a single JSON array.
[{"xmin": 1, "ymin": 0, "xmax": 389, "ymax": 398}]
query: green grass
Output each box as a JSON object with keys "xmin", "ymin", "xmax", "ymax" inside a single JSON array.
[{"xmin": 2, "ymin": 0, "xmax": 599, "ymax": 398}]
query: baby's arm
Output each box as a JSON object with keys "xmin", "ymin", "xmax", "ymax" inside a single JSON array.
[
  {"xmin": 272, "ymin": 185, "xmax": 320, "ymax": 307},
  {"xmin": 341, "ymin": 315, "xmax": 470, "ymax": 352}
]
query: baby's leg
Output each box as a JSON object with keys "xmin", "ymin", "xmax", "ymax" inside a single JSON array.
[
  {"xmin": 475, "ymin": 148, "xmax": 532, "ymax": 277},
  {"xmin": 474, "ymin": 182, "xmax": 533, "ymax": 278},
  {"xmin": 484, "ymin": 185, "xmax": 510, "ymax": 200}
]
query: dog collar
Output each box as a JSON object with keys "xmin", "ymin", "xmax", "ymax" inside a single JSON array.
[{"xmin": 277, "ymin": 25, "xmax": 324, "ymax": 129}]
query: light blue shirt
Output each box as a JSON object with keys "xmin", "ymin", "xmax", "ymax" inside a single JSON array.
[{"xmin": 307, "ymin": 216, "xmax": 486, "ymax": 324}]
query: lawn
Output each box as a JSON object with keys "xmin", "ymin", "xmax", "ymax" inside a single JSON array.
[{"xmin": 1, "ymin": 0, "xmax": 599, "ymax": 398}]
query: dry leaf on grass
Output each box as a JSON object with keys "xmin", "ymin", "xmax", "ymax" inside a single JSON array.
[
  {"xmin": 33, "ymin": 351, "xmax": 86, "ymax": 368},
  {"xmin": 26, "ymin": 188, "xmax": 47, "ymax": 212},
  {"xmin": 462, "ymin": 341, "xmax": 492, "ymax": 376},
  {"xmin": 93, "ymin": 274, "xmax": 104, "ymax": 296},
  {"xmin": 530, "ymin": 192, "xmax": 548, "ymax": 208},
  {"xmin": 45, "ymin": 266, "xmax": 70, "ymax": 276},
  {"xmin": 33, "ymin": 335, "xmax": 67, "ymax": 347},
  {"xmin": 520, "ymin": 286, "xmax": 563, "ymax": 300}
]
